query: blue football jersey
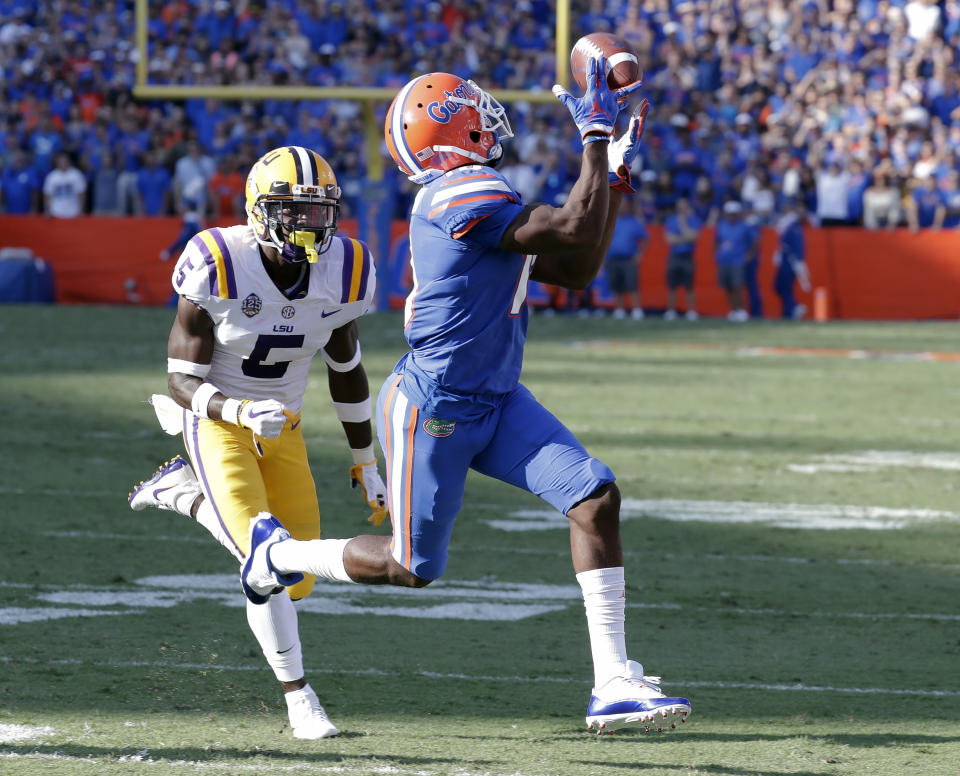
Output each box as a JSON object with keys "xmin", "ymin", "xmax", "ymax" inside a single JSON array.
[{"xmin": 398, "ymin": 165, "xmax": 529, "ymax": 420}]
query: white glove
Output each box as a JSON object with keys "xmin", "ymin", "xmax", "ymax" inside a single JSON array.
[
  {"xmin": 608, "ymin": 99, "xmax": 650, "ymax": 193},
  {"xmin": 349, "ymin": 461, "xmax": 387, "ymax": 526},
  {"xmin": 222, "ymin": 398, "xmax": 288, "ymax": 438}
]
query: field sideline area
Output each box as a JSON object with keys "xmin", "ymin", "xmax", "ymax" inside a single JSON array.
[{"xmin": 1, "ymin": 305, "xmax": 959, "ymax": 776}]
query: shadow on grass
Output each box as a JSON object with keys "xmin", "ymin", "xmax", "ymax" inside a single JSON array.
[
  {"xmin": 559, "ymin": 729, "xmax": 960, "ymax": 746},
  {"xmin": 0, "ymin": 740, "xmax": 486, "ymax": 767}
]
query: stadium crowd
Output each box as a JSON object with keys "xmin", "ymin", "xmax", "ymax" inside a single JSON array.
[{"xmin": 2, "ymin": 0, "xmax": 960, "ymax": 231}]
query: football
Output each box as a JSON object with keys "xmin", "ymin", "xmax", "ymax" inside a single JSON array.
[{"xmin": 570, "ymin": 33, "xmax": 640, "ymax": 92}]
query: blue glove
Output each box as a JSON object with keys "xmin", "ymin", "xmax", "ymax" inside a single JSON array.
[
  {"xmin": 608, "ymin": 99, "xmax": 650, "ymax": 192},
  {"xmin": 553, "ymin": 57, "xmax": 644, "ymax": 143}
]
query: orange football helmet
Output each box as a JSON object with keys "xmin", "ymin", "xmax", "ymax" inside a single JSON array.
[{"xmin": 385, "ymin": 73, "xmax": 514, "ymax": 184}]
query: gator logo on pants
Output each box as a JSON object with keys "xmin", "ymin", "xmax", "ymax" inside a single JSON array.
[{"xmin": 423, "ymin": 417, "xmax": 455, "ymax": 437}]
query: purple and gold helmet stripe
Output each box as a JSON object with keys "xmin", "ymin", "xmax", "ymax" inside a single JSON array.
[
  {"xmin": 191, "ymin": 230, "xmax": 237, "ymax": 299},
  {"xmin": 339, "ymin": 237, "xmax": 371, "ymax": 304},
  {"xmin": 288, "ymin": 146, "xmax": 304, "ymax": 185}
]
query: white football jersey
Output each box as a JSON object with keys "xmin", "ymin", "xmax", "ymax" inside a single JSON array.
[{"xmin": 172, "ymin": 224, "xmax": 376, "ymax": 413}]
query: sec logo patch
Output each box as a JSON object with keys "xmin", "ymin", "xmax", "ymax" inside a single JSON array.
[{"xmin": 423, "ymin": 417, "xmax": 455, "ymax": 437}]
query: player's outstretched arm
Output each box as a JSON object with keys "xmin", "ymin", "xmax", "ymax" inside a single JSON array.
[
  {"xmin": 323, "ymin": 321, "xmax": 387, "ymax": 526},
  {"xmin": 501, "ymin": 59, "xmax": 649, "ymax": 290},
  {"xmin": 499, "ymin": 57, "xmax": 620, "ymax": 273},
  {"xmin": 167, "ymin": 296, "xmax": 286, "ymax": 438}
]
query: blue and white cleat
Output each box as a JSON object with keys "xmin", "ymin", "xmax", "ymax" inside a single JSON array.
[
  {"xmin": 240, "ymin": 513, "xmax": 303, "ymax": 605},
  {"xmin": 128, "ymin": 455, "xmax": 201, "ymax": 515},
  {"xmin": 586, "ymin": 661, "xmax": 691, "ymax": 734}
]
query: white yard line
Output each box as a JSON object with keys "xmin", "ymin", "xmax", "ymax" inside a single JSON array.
[
  {"xmin": 42, "ymin": 530, "xmax": 207, "ymax": 543},
  {"xmin": 24, "ymin": 532, "xmax": 960, "ymax": 572},
  {"xmin": 465, "ymin": 545, "xmax": 960, "ymax": 570},
  {"xmin": 0, "ymin": 723, "xmax": 55, "ymax": 743},
  {"xmin": 0, "ymin": 488, "xmax": 115, "ymax": 498},
  {"xmin": 0, "ymin": 752, "xmax": 452, "ymax": 775}
]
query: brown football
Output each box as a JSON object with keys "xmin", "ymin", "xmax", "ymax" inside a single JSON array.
[{"xmin": 570, "ymin": 33, "xmax": 640, "ymax": 92}]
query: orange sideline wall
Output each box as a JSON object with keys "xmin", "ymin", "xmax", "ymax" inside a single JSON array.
[{"xmin": 2, "ymin": 215, "xmax": 960, "ymax": 318}]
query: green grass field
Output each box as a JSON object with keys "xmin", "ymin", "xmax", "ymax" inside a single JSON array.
[{"xmin": 1, "ymin": 305, "xmax": 959, "ymax": 776}]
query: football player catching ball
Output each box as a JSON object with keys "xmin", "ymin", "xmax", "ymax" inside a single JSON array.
[
  {"xmin": 237, "ymin": 59, "xmax": 692, "ymax": 735},
  {"xmin": 129, "ymin": 146, "xmax": 387, "ymax": 739}
]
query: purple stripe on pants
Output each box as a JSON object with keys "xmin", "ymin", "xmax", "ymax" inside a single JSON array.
[{"xmin": 186, "ymin": 414, "xmax": 243, "ymax": 559}]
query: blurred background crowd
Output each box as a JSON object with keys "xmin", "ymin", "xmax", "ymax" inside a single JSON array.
[{"xmin": 2, "ymin": 0, "xmax": 959, "ymax": 232}]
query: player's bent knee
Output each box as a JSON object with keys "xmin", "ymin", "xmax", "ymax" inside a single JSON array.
[
  {"xmin": 568, "ymin": 482, "xmax": 621, "ymax": 534},
  {"xmin": 386, "ymin": 559, "xmax": 433, "ymax": 588}
]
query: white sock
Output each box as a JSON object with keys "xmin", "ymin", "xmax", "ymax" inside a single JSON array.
[
  {"xmin": 195, "ymin": 500, "xmax": 244, "ymax": 562},
  {"xmin": 246, "ymin": 590, "xmax": 304, "ymax": 683},
  {"xmin": 270, "ymin": 538, "xmax": 355, "ymax": 583},
  {"xmin": 576, "ymin": 566, "xmax": 628, "ymax": 689}
]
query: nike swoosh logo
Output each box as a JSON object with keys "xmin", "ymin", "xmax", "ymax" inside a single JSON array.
[
  {"xmin": 290, "ymin": 419, "xmax": 301, "ymax": 431},
  {"xmin": 277, "ymin": 645, "xmax": 295, "ymax": 654},
  {"xmin": 321, "ymin": 309, "xmax": 342, "ymax": 318},
  {"xmin": 247, "ymin": 408, "xmax": 274, "ymax": 418},
  {"xmin": 152, "ymin": 486, "xmax": 173, "ymax": 500}
]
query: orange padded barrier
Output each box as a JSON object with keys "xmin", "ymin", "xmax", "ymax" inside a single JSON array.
[
  {"xmin": 0, "ymin": 216, "xmax": 361, "ymax": 306},
  {"xmin": 2, "ymin": 216, "xmax": 959, "ymax": 318}
]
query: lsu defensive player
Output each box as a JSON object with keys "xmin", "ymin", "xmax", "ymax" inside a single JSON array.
[
  {"xmin": 238, "ymin": 61, "xmax": 693, "ymax": 733},
  {"xmin": 128, "ymin": 146, "xmax": 385, "ymax": 739}
]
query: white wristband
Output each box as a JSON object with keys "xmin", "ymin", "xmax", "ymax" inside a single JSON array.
[
  {"xmin": 167, "ymin": 358, "xmax": 211, "ymax": 378},
  {"xmin": 221, "ymin": 397, "xmax": 243, "ymax": 426},
  {"xmin": 334, "ymin": 398, "xmax": 372, "ymax": 423},
  {"xmin": 322, "ymin": 343, "xmax": 362, "ymax": 373},
  {"xmin": 190, "ymin": 382, "xmax": 221, "ymax": 419},
  {"xmin": 351, "ymin": 445, "xmax": 375, "ymax": 465}
]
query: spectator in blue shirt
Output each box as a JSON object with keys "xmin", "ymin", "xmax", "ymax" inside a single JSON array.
[
  {"xmin": 664, "ymin": 198, "xmax": 702, "ymax": 321},
  {"xmin": 907, "ymin": 176, "xmax": 946, "ymax": 231},
  {"xmin": 1, "ymin": 151, "xmax": 39, "ymax": 213},
  {"xmin": 28, "ymin": 115, "xmax": 63, "ymax": 176},
  {"xmin": 714, "ymin": 201, "xmax": 752, "ymax": 321},
  {"xmin": 846, "ymin": 159, "xmax": 871, "ymax": 225},
  {"xmin": 137, "ymin": 151, "xmax": 172, "ymax": 217},
  {"xmin": 773, "ymin": 200, "xmax": 812, "ymax": 320},
  {"xmin": 604, "ymin": 198, "xmax": 649, "ymax": 320},
  {"xmin": 940, "ymin": 170, "xmax": 960, "ymax": 228},
  {"xmin": 742, "ymin": 211, "xmax": 764, "ymax": 319}
]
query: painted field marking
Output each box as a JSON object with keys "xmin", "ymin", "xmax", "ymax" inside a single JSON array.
[
  {"xmin": 0, "ymin": 487, "xmax": 115, "ymax": 498},
  {"xmin": 486, "ymin": 498, "xmax": 960, "ymax": 532},
  {"xmin": 0, "ymin": 607, "xmax": 142, "ymax": 625},
  {"xmin": 4, "ymin": 574, "xmax": 958, "ymax": 626},
  {"xmin": 0, "ymin": 723, "xmax": 54, "ymax": 744},
  {"xmin": 41, "ymin": 530, "xmax": 207, "ymax": 544},
  {"xmin": 1, "ymin": 751, "xmax": 547, "ymax": 776},
  {"xmin": 464, "ymin": 546, "xmax": 960, "ymax": 570},
  {"xmin": 788, "ymin": 450, "xmax": 960, "ymax": 475},
  {"xmin": 0, "ymin": 655, "xmax": 956, "ymax": 698},
  {"xmin": 567, "ymin": 340, "xmax": 960, "ymax": 362}
]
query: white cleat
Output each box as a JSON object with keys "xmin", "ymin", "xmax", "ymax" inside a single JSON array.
[
  {"xmin": 241, "ymin": 513, "xmax": 302, "ymax": 604},
  {"xmin": 286, "ymin": 683, "xmax": 339, "ymax": 739},
  {"xmin": 128, "ymin": 456, "xmax": 201, "ymax": 515},
  {"xmin": 586, "ymin": 661, "xmax": 691, "ymax": 734}
]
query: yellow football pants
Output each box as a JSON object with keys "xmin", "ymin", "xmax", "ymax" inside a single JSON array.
[{"xmin": 182, "ymin": 411, "xmax": 320, "ymax": 600}]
